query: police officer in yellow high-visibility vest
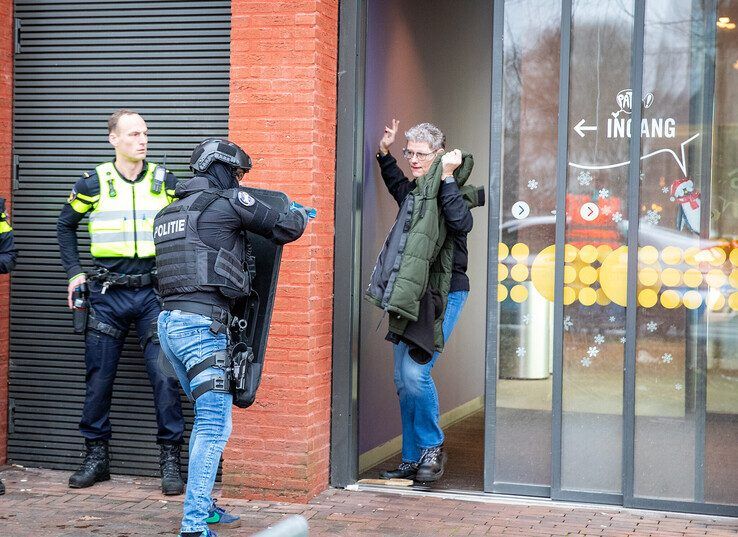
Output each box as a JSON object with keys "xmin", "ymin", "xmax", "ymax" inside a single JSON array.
[
  {"xmin": 0, "ymin": 196, "xmax": 17, "ymax": 497},
  {"xmin": 56, "ymin": 110, "xmax": 185, "ymax": 495}
]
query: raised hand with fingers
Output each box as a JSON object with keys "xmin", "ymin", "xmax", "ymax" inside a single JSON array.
[
  {"xmin": 441, "ymin": 149, "xmax": 463, "ymax": 177},
  {"xmin": 379, "ymin": 118, "xmax": 400, "ymax": 156}
]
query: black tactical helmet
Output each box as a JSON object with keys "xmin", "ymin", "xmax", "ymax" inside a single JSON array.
[{"xmin": 190, "ymin": 138, "xmax": 252, "ymax": 173}]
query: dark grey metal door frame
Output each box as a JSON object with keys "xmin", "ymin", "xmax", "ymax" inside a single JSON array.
[{"xmin": 331, "ymin": 0, "xmax": 738, "ymax": 517}]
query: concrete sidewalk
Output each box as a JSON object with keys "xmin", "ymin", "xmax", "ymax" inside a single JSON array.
[{"xmin": 0, "ymin": 466, "xmax": 737, "ymax": 536}]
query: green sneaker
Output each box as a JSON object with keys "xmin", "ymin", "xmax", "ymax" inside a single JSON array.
[{"xmin": 206, "ymin": 500, "xmax": 241, "ymax": 528}]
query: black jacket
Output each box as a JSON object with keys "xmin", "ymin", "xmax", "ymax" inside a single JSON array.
[
  {"xmin": 160, "ymin": 169, "xmax": 307, "ymax": 312},
  {"xmin": 376, "ymin": 151, "xmax": 473, "ymax": 291},
  {"xmin": 0, "ymin": 198, "xmax": 17, "ymax": 274}
]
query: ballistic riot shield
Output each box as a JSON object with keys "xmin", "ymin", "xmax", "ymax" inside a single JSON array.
[{"xmin": 229, "ymin": 186, "xmax": 289, "ymax": 407}]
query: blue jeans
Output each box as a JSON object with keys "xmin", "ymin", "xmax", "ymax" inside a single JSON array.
[
  {"xmin": 393, "ymin": 290, "xmax": 468, "ymax": 463},
  {"xmin": 158, "ymin": 309, "xmax": 232, "ymax": 534}
]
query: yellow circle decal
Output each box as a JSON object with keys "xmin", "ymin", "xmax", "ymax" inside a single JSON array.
[
  {"xmin": 498, "ymin": 242, "xmax": 509, "ymax": 261},
  {"xmin": 638, "ymin": 267, "xmax": 659, "ymax": 287},
  {"xmin": 597, "ymin": 244, "xmax": 613, "ymax": 263},
  {"xmin": 563, "ymin": 286, "xmax": 576, "ymax": 305},
  {"xmin": 599, "ymin": 246, "xmax": 629, "ymax": 307},
  {"xmin": 638, "ymin": 289, "xmax": 658, "ymax": 308},
  {"xmin": 498, "ymin": 263, "xmax": 508, "ymax": 282},
  {"xmin": 730, "ymin": 269, "xmax": 738, "ymax": 289},
  {"xmin": 661, "ymin": 267, "xmax": 681, "ymax": 287},
  {"xmin": 683, "ymin": 290, "xmax": 702, "ymax": 309},
  {"xmin": 564, "ymin": 244, "xmax": 578, "ymax": 263},
  {"xmin": 579, "ymin": 287, "xmax": 597, "ymax": 306},
  {"xmin": 510, "ymin": 284, "xmax": 528, "ymax": 303},
  {"xmin": 531, "ymin": 245, "xmax": 556, "ymax": 302},
  {"xmin": 639, "ymin": 245, "xmax": 659, "ymax": 265},
  {"xmin": 579, "ymin": 244, "xmax": 598, "ymax": 264},
  {"xmin": 729, "ymin": 292, "xmax": 738, "ymax": 311},
  {"xmin": 596, "ymin": 288, "xmax": 611, "ymax": 305},
  {"xmin": 684, "ymin": 247, "xmax": 700, "ymax": 265},
  {"xmin": 579, "ymin": 265, "xmax": 598, "ymax": 285},
  {"xmin": 563, "ymin": 265, "xmax": 577, "ymax": 284},
  {"xmin": 708, "ymin": 291, "xmax": 725, "ymax": 311},
  {"xmin": 661, "ymin": 246, "xmax": 682, "ymax": 265},
  {"xmin": 498, "ymin": 284, "xmax": 508, "ymax": 302},
  {"xmin": 660, "ymin": 290, "xmax": 681, "ymax": 309},
  {"xmin": 706, "ymin": 269, "xmax": 726, "ymax": 288},
  {"xmin": 511, "ymin": 243, "xmax": 529, "ymax": 262},
  {"xmin": 730, "ymin": 248, "xmax": 738, "ymax": 267},
  {"xmin": 709, "ymin": 247, "xmax": 727, "ymax": 266},
  {"xmin": 511, "ymin": 264, "xmax": 529, "ymax": 282},
  {"xmin": 683, "ymin": 268, "xmax": 702, "ymax": 288}
]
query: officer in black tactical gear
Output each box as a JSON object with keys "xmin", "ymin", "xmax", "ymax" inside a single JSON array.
[
  {"xmin": 0, "ymin": 197, "xmax": 17, "ymax": 496},
  {"xmin": 154, "ymin": 139, "xmax": 310, "ymax": 537}
]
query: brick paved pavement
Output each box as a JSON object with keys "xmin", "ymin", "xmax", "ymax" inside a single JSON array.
[{"xmin": 1, "ymin": 466, "xmax": 737, "ymax": 536}]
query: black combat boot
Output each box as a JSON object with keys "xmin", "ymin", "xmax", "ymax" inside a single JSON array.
[
  {"xmin": 160, "ymin": 443, "xmax": 184, "ymax": 495},
  {"xmin": 379, "ymin": 461, "xmax": 418, "ymax": 480},
  {"xmin": 415, "ymin": 445, "xmax": 447, "ymax": 482},
  {"xmin": 69, "ymin": 440, "xmax": 110, "ymax": 488},
  {"xmin": 0, "ymin": 478, "xmax": 5, "ymax": 495}
]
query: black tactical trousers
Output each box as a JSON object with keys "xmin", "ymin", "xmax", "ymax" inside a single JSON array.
[{"xmin": 80, "ymin": 282, "xmax": 185, "ymax": 444}]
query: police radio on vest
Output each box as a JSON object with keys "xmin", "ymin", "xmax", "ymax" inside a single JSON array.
[{"xmin": 154, "ymin": 219, "xmax": 186, "ymax": 238}]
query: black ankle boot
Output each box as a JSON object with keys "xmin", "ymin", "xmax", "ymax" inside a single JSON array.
[
  {"xmin": 380, "ymin": 461, "xmax": 418, "ymax": 480},
  {"xmin": 160, "ymin": 443, "xmax": 184, "ymax": 495},
  {"xmin": 0, "ymin": 478, "xmax": 5, "ymax": 495},
  {"xmin": 415, "ymin": 445, "xmax": 447, "ymax": 482},
  {"xmin": 69, "ymin": 440, "xmax": 110, "ymax": 488}
]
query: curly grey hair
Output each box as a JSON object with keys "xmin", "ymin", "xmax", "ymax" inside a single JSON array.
[{"xmin": 404, "ymin": 122, "xmax": 446, "ymax": 151}]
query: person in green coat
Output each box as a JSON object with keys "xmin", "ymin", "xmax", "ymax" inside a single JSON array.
[{"xmin": 375, "ymin": 120, "xmax": 473, "ymax": 482}]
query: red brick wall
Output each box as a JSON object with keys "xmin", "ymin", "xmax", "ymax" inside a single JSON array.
[
  {"xmin": 0, "ymin": 0, "xmax": 13, "ymax": 466},
  {"xmin": 225, "ymin": 1, "xmax": 338, "ymax": 502}
]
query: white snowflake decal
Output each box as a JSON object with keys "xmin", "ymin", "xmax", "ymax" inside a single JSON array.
[
  {"xmin": 646, "ymin": 321, "xmax": 658, "ymax": 333},
  {"xmin": 527, "ymin": 179, "xmax": 539, "ymax": 190},
  {"xmin": 578, "ymin": 170, "xmax": 593, "ymax": 186},
  {"xmin": 580, "ymin": 357, "xmax": 592, "ymax": 367},
  {"xmin": 516, "ymin": 346, "xmax": 526, "ymax": 358},
  {"xmin": 522, "ymin": 314, "xmax": 530, "ymax": 325},
  {"xmin": 563, "ymin": 315, "xmax": 573, "ymax": 331},
  {"xmin": 675, "ymin": 383, "xmax": 683, "ymax": 391},
  {"xmin": 598, "ymin": 188, "xmax": 610, "ymax": 199},
  {"xmin": 662, "ymin": 353, "xmax": 673, "ymax": 364},
  {"xmin": 594, "ymin": 334, "xmax": 605, "ymax": 345},
  {"xmin": 601, "ymin": 206, "xmax": 612, "ymax": 216},
  {"xmin": 662, "ymin": 186, "xmax": 670, "ymax": 194},
  {"xmin": 609, "ymin": 316, "xmax": 616, "ymax": 323},
  {"xmin": 620, "ymin": 336, "xmax": 627, "ymax": 344},
  {"xmin": 645, "ymin": 210, "xmax": 661, "ymax": 226},
  {"xmin": 587, "ymin": 346, "xmax": 600, "ymax": 358},
  {"xmin": 612, "ymin": 212, "xmax": 623, "ymax": 223}
]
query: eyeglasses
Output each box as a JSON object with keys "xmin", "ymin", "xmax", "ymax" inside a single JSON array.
[{"xmin": 402, "ymin": 148, "xmax": 437, "ymax": 161}]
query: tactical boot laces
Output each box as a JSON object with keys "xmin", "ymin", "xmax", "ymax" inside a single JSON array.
[
  {"xmin": 416, "ymin": 446, "xmax": 447, "ymax": 483},
  {"xmin": 160, "ymin": 444, "xmax": 184, "ymax": 496},
  {"xmin": 69, "ymin": 440, "xmax": 110, "ymax": 488},
  {"xmin": 379, "ymin": 461, "xmax": 418, "ymax": 480}
]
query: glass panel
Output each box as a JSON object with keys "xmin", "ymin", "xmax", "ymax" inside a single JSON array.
[
  {"xmin": 493, "ymin": 0, "xmax": 562, "ymax": 489},
  {"xmin": 706, "ymin": 0, "xmax": 738, "ymax": 506},
  {"xmin": 634, "ymin": 0, "xmax": 738, "ymax": 506},
  {"xmin": 560, "ymin": 0, "xmax": 635, "ymax": 493},
  {"xmin": 632, "ymin": 0, "xmax": 710, "ymax": 502}
]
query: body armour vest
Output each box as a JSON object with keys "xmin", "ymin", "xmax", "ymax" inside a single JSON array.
[{"xmin": 153, "ymin": 189, "xmax": 253, "ymax": 300}]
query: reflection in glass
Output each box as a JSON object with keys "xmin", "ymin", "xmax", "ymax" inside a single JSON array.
[
  {"xmin": 494, "ymin": 0, "xmax": 561, "ymax": 489},
  {"xmin": 560, "ymin": 0, "xmax": 635, "ymax": 494},
  {"xmin": 633, "ymin": 0, "xmax": 738, "ymax": 506}
]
